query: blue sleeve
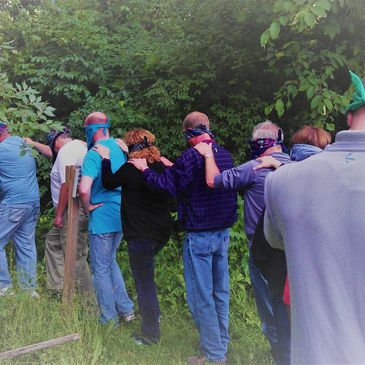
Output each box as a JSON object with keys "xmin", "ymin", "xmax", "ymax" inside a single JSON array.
[
  {"xmin": 81, "ymin": 150, "xmax": 100, "ymax": 179},
  {"xmin": 214, "ymin": 161, "xmax": 257, "ymax": 192},
  {"xmin": 144, "ymin": 149, "xmax": 201, "ymax": 198}
]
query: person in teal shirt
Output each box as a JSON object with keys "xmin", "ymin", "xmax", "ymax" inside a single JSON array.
[{"xmin": 79, "ymin": 112, "xmax": 134, "ymax": 324}]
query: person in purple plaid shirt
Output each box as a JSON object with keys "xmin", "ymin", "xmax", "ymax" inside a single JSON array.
[{"xmin": 130, "ymin": 111, "xmax": 237, "ymax": 365}]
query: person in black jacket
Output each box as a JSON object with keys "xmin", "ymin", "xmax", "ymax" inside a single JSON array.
[{"xmin": 93, "ymin": 129, "xmax": 173, "ymax": 345}]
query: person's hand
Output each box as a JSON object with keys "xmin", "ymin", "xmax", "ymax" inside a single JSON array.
[
  {"xmin": 254, "ymin": 156, "xmax": 283, "ymax": 170},
  {"xmin": 128, "ymin": 158, "xmax": 148, "ymax": 171},
  {"xmin": 194, "ymin": 142, "xmax": 213, "ymax": 157},
  {"xmin": 88, "ymin": 203, "xmax": 103, "ymax": 212},
  {"xmin": 116, "ymin": 138, "xmax": 129, "ymax": 153},
  {"xmin": 54, "ymin": 214, "xmax": 64, "ymax": 228},
  {"xmin": 160, "ymin": 156, "xmax": 174, "ymax": 167},
  {"xmin": 24, "ymin": 137, "xmax": 33, "ymax": 145},
  {"xmin": 93, "ymin": 144, "xmax": 110, "ymax": 159}
]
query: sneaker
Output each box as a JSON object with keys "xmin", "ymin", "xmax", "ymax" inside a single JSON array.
[
  {"xmin": 188, "ymin": 357, "xmax": 206, "ymax": 365},
  {"xmin": 29, "ymin": 290, "xmax": 40, "ymax": 299},
  {"xmin": 187, "ymin": 356, "xmax": 227, "ymax": 365},
  {"xmin": 120, "ymin": 311, "xmax": 136, "ymax": 322},
  {"xmin": 133, "ymin": 334, "xmax": 158, "ymax": 346},
  {"xmin": 0, "ymin": 287, "xmax": 14, "ymax": 296}
]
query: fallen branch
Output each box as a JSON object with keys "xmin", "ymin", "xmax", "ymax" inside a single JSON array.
[{"xmin": 0, "ymin": 333, "xmax": 81, "ymax": 360}]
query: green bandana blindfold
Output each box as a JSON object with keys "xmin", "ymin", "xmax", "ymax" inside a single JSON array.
[{"xmin": 346, "ymin": 71, "xmax": 365, "ymax": 113}]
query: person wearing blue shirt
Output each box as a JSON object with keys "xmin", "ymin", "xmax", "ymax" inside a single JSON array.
[
  {"xmin": 0, "ymin": 122, "xmax": 40, "ymax": 297},
  {"xmin": 79, "ymin": 112, "xmax": 134, "ymax": 324}
]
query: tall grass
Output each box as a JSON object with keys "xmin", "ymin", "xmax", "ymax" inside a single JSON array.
[{"xmin": 0, "ymin": 290, "xmax": 272, "ymax": 365}]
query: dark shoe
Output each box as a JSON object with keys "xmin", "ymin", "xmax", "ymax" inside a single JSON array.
[
  {"xmin": 133, "ymin": 334, "xmax": 158, "ymax": 346},
  {"xmin": 188, "ymin": 356, "xmax": 227, "ymax": 365}
]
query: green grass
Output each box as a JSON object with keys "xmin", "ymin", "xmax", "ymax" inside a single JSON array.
[{"xmin": 0, "ymin": 292, "xmax": 272, "ymax": 365}]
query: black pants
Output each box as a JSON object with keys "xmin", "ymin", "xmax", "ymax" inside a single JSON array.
[{"xmin": 127, "ymin": 238, "xmax": 165, "ymax": 341}]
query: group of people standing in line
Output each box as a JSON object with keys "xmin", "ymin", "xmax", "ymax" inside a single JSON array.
[{"xmin": 1, "ymin": 70, "xmax": 365, "ymax": 365}]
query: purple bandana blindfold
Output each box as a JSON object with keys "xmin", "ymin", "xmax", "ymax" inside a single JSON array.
[{"xmin": 249, "ymin": 129, "xmax": 284, "ymax": 159}]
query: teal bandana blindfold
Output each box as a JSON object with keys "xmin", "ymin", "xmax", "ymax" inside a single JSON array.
[{"xmin": 84, "ymin": 122, "xmax": 110, "ymax": 149}]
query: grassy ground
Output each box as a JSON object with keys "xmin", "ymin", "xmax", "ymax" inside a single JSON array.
[{"xmin": 0, "ymin": 291, "xmax": 272, "ymax": 365}]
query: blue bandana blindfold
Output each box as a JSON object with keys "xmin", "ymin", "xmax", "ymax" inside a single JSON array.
[
  {"xmin": 183, "ymin": 124, "xmax": 215, "ymax": 141},
  {"xmin": 84, "ymin": 122, "xmax": 110, "ymax": 149}
]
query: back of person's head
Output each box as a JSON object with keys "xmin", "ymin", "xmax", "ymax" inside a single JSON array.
[
  {"xmin": 84, "ymin": 112, "xmax": 109, "ymax": 126},
  {"xmin": 124, "ymin": 129, "xmax": 161, "ymax": 164},
  {"xmin": 251, "ymin": 120, "xmax": 282, "ymax": 141},
  {"xmin": 182, "ymin": 112, "xmax": 210, "ymax": 130},
  {"xmin": 291, "ymin": 126, "xmax": 331, "ymax": 149}
]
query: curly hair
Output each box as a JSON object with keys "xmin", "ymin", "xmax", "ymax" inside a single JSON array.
[{"xmin": 123, "ymin": 129, "xmax": 161, "ymax": 164}]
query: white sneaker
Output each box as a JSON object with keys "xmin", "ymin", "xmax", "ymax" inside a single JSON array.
[
  {"xmin": 0, "ymin": 287, "xmax": 14, "ymax": 296},
  {"xmin": 120, "ymin": 311, "xmax": 136, "ymax": 322},
  {"xmin": 29, "ymin": 290, "xmax": 40, "ymax": 299}
]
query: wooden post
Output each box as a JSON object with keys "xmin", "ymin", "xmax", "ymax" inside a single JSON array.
[
  {"xmin": 62, "ymin": 165, "xmax": 80, "ymax": 307},
  {"xmin": 0, "ymin": 333, "xmax": 81, "ymax": 360}
]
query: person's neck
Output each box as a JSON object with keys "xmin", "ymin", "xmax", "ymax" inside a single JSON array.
[
  {"xmin": 260, "ymin": 145, "xmax": 282, "ymax": 157},
  {"xmin": 94, "ymin": 130, "xmax": 110, "ymax": 142},
  {"xmin": 350, "ymin": 119, "xmax": 365, "ymax": 131},
  {"xmin": 189, "ymin": 133, "xmax": 211, "ymax": 147},
  {"xmin": 0, "ymin": 132, "xmax": 10, "ymax": 143}
]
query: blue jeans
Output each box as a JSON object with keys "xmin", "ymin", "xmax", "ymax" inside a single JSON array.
[
  {"xmin": 0, "ymin": 202, "xmax": 39, "ymax": 290},
  {"xmin": 184, "ymin": 229, "xmax": 230, "ymax": 363},
  {"xmin": 89, "ymin": 232, "xmax": 134, "ymax": 324},
  {"xmin": 128, "ymin": 239, "xmax": 165, "ymax": 341},
  {"xmin": 249, "ymin": 252, "xmax": 290, "ymax": 365}
]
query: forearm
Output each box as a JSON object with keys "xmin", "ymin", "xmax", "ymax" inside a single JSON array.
[
  {"xmin": 78, "ymin": 176, "xmax": 93, "ymax": 213},
  {"xmin": 79, "ymin": 190, "xmax": 91, "ymax": 213},
  {"xmin": 205, "ymin": 156, "xmax": 220, "ymax": 188},
  {"xmin": 27, "ymin": 140, "xmax": 52, "ymax": 158},
  {"xmin": 55, "ymin": 183, "xmax": 69, "ymax": 218}
]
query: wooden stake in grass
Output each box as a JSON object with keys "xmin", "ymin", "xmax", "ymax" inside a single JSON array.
[
  {"xmin": 0, "ymin": 333, "xmax": 81, "ymax": 360},
  {"xmin": 62, "ymin": 165, "xmax": 80, "ymax": 307}
]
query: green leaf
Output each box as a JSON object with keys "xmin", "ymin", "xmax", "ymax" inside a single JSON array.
[
  {"xmin": 269, "ymin": 22, "xmax": 280, "ymax": 40},
  {"xmin": 29, "ymin": 94, "xmax": 36, "ymax": 103},
  {"xmin": 311, "ymin": 4, "xmax": 326, "ymax": 17},
  {"xmin": 260, "ymin": 31, "xmax": 270, "ymax": 47},
  {"xmin": 264, "ymin": 105, "xmax": 274, "ymax": 115},
  {"xmin": 304, "ymin": 11, "xmax": 316, "ymax": 28},
  {"xmin": 275, "ymin": 99, "xmax": 284, "ymax": 116},
  {"xmin": 311, "ymin": 95, "xmax": 321, "ymax": 109},
  {"xmin": 324, "ymin": 99, "xmax": 333, "ymax": 111},
  {"xmin": 306, "ymin": 86, "xmax": 315, "ymax": 99}
]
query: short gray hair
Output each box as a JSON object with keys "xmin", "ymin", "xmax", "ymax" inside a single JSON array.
[{"xmin": 251, "ymin": 120, "xmax": 282, "ymax": 141}]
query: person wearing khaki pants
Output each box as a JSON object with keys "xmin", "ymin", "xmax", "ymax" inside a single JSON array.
[{"xmin": 45, "ymin": 209, "xmax": 92, "ymax": 295}]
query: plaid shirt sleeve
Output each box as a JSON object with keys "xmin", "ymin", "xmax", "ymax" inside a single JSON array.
[{"xmin": 143, "ymin": 148, "xmax": 200, "ymax": 198}]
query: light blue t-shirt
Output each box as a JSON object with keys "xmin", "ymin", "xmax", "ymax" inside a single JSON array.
[
  {"xmin": 81, "ymin": 138, "xmax": 126, "ymax": 234},
  {"xmin": 0, "ymin": 136, "xmax": 39, "ymax": 204}
]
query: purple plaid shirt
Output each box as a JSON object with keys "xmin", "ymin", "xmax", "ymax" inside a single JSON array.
[{"xmin": 143, "ymin": 143, "xmax": 237, "ymax": 232}]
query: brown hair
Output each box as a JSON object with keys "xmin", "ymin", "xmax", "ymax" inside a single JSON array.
[
  {"xmin": 291, "ymin": 126, "xmax": 331, "ymax": 149},
  {"xmin": 123, "ymin": 129, "xmax": 161, "ymax": 164}
]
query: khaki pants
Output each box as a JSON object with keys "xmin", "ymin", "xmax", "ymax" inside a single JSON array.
[{"xmin": 45, "ymin": 210, "xmax": 93, "ymax": 296}]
